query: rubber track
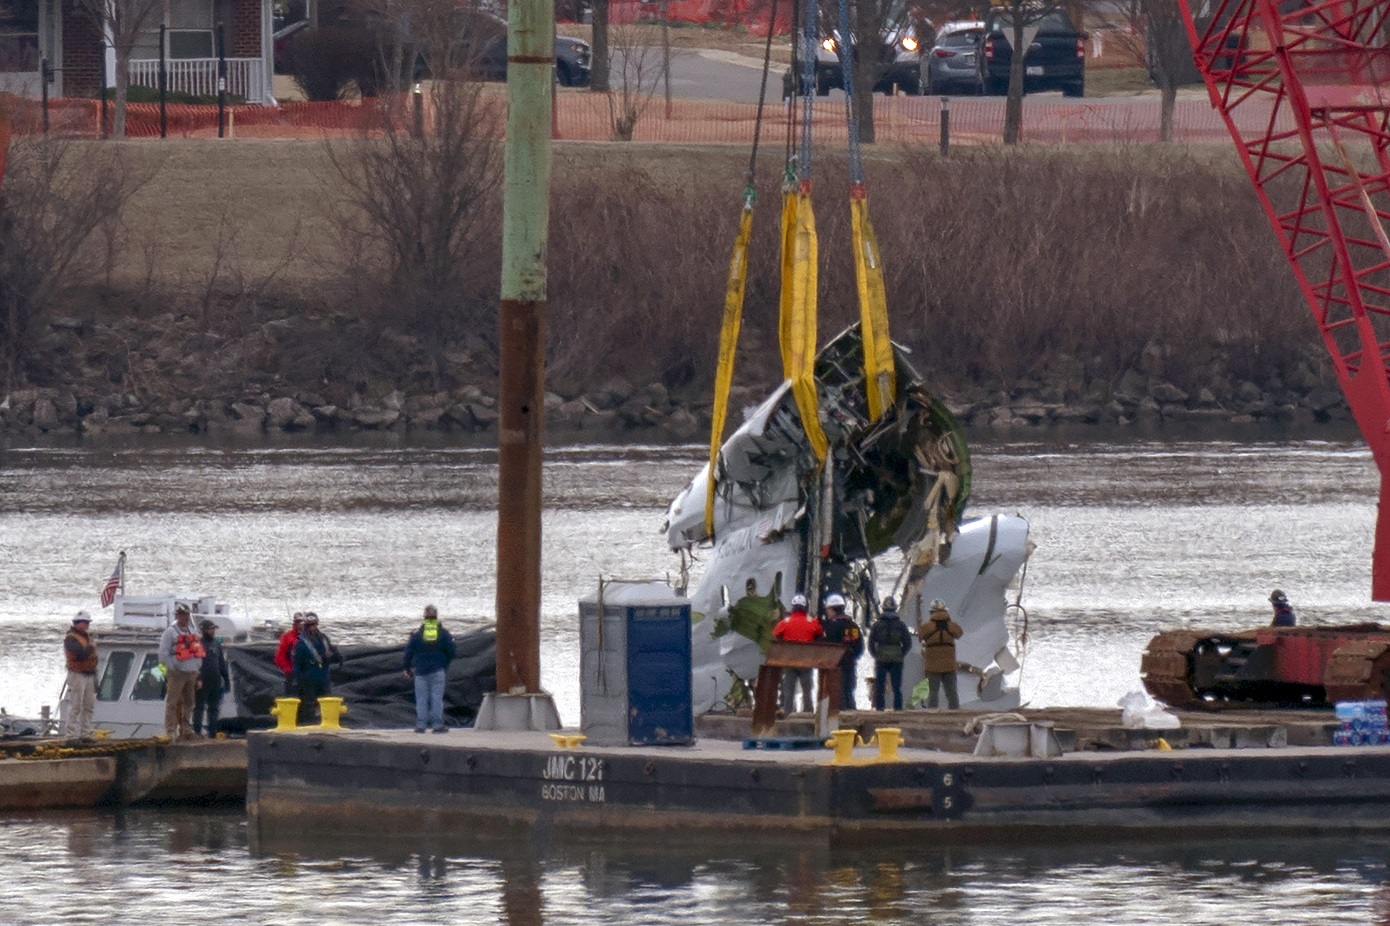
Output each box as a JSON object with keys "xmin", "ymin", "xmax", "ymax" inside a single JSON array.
[
  {"xmin": 1140, "ymin": 630, "xmax": 1209, "ymax": 709},
  {"xmin": 1324, "ymin": 640, "xmax": 1390, "ymax": 703}
]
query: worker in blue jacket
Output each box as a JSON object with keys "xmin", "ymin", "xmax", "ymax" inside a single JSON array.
[
  {"xmin": 1270, "ymin": 589, "xmax": 1297, "ymax": 627},
  {"xmin": 403, "ymin": 604, "xmax": 457, "ymax": 734}
]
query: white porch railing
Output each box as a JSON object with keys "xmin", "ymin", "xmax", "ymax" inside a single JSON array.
[{"xmin": 128, "ymin": 58, "xmax": 268, "ymax": 104}]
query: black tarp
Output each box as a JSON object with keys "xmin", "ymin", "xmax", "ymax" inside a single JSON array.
[{"xmin": 224, "ymin": 627, "xmax": 497, "ymax": 730}]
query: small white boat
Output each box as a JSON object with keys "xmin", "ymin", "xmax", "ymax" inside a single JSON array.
[
  {"xmin": 51, "ymin": 592, "xmax": 498, "ymax": 739},
  {"xmin": 61, "ymin": 594, "xmax": 252, "ymax": 739}
]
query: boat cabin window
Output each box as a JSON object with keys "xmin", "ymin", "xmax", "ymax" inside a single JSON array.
[
  {"xmin": 130, "ymin": 653, "xmax": 167, "ymax": 701},
  {"xmin": 97, "ymin": 651, "xmax": 135, "ymax": 702}
]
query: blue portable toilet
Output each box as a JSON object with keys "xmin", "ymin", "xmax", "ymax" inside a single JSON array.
[{"xmin": 579, "ymin": 580, "xmax": 694, "ymax": 746}]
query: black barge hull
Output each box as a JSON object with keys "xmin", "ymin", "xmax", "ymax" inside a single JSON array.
[{"xmin": 246, "ymin": 729, "xmax": 1390, "ymax": 843}]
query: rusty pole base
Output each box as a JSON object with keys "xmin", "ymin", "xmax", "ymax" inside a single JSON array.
[{"xmin": 474, "ymin": 692, "xmax": 562, "ymax": 732}]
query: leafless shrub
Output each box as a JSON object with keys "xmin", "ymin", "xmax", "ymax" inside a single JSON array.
[
  {"xmin": 1096, "ymin": 0, "xmax": 1192, "ymax": 142},
  {"xmin": 545, "ymin": 144, "xmax": 1307, "ymax": 401},
  {"xmin": 606, "ymin": 23, "xmax": 664, "ymax": 140},
  {"xmin": 548, "ymin": 167, "xmax": 730, "ymax": 391},
  {"xmin": 869, "ymin": 145, "xmax": 1308, "ymax": 393},
  {"xmin": 322, "ymin": 74, "xmax": 504, "ymax": 349},
  {"xmin": 0, "ymin": 138, "xmax": 154, "ymax": 392}
]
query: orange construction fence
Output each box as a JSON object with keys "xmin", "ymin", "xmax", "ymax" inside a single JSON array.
[{"xmin": 5, "ymin": 92, "xmax": 1269, "ymax": 145}]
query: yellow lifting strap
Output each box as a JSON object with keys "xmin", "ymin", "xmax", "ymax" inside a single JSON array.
[
  {"xmin": 850, "ymin": 193, "xmax": 896, "ymax": 420},
  {"xmin": 781, "ymin": 186, "xmax": 828, "ymax": 461},
  {"xmin": 778, "ymin": 189, "xmax": 797, "ymax": 380},
  {"xmin": 704, "ymin": 203, "xmax": 755, "ymax": 537}
]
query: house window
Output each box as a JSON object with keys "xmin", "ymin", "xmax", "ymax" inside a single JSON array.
[
  {"xmin": 169, "ymin": 0, "xmax": 214, "ymax": 58},
  {"xmin": 137, "ymin": 0, "xmax": 217, "ymax": 60},
  {"xmin": 168, "ymin": 29, "xmax": 213, "ymax": 57},
  {"xmin": 0, "ymin": 0, "xmax": 40, "ymax": 73}
]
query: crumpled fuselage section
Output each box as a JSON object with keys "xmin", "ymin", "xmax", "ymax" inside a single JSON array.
[{"xmin": 666, "ymin": 326, "xmax": 1017, "ymax": 714}]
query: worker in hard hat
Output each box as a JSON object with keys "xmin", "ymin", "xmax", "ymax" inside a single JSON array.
[
  {"xmin": 919, "ymin": 599, "xmax": 964, "ymax": 710},
  {"xmin": 820, "ymin": 593, "xmax": 863, "ymax": 709},
  {"xmin": 63, "ymin": 611, "xmax": 98, "ymax": 741},
  {"xmin": 1269, "ymin": 589, "xmax": 1297, "ymax": 627},
  {"xmin": 772, "ymin": 593, "xmax": 823, "ymax": 714}
]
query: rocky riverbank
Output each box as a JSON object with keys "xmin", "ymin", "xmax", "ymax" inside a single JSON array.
[{"xmin": 0, "ymin": 314, "xmax": 1352, "ymax": 444}]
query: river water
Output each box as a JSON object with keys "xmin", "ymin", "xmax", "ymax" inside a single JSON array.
[{"xmin": 1, "ymin": 433, "xmax": 1387, "ymax": 924}]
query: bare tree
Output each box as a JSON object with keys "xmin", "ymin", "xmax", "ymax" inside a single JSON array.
[
  {"xmin": 323, "ymin": 58, "xmax": 504, "ymax": 342},
  {"xmin": 605, "ymin": 21, "xmax": 661, "ymax": 140},
  {"xmin": 988, "ymin": 0, "xmax": 1054, "ymax": 145},
  {"xmin": 590, "ymin": 0, "xmax": 610, "ymax": 92},
  {"xmin": 79, "ymin": 0, "xmax": 164, "ymax": 139},
  {"xmin": 0, "ymin": 139, "xmax": 154, "ymax": 391},
  {"xmin": 1134, "ymin": 0, "xmax": 1189, "ymax": 140},
  {"xmin": 844, "ymin": 0, "xmax": 906, "ymax": 144}
]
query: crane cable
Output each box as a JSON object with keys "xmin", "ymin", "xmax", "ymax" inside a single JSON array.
[
  {"xmin": 835, "ymin": 0, "xmax": 896, "ymax": 421},
  {"xmin": 780, "ymin": 0, "xmax": 829, "ymax": 462},
  {"xmin": 704, "ymin": 0, "xmax": 785, "ymax": 538}
]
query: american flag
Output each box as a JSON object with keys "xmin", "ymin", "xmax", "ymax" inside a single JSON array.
[{"xmin": 99, "ymin": 553, "xmax": 124, "ymax": 608}]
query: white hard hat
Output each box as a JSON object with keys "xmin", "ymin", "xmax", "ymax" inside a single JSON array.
[
  {"xmin": 73, "ymin": 610, "xmax": 92, "ymax": 623},
  {"xmin": 790, "ymin": 593, "xmax": 808, "ymax": 609},
  {"xmin": 825, "ymin": 593, "xmax": 846, "ymax": 609},
  {"xmin": 930, "ymin": 599, "xmax": 948, "ymax": 612}
]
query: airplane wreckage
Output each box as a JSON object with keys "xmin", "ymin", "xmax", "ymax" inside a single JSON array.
[{"xmin": 665, "ymin": 326, "xmax": 1033, "ymax": 714}]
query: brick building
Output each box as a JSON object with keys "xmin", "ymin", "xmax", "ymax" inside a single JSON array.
[{"xmin": 0, "ymin": 0, "xmax": 274, "ymax": 102}]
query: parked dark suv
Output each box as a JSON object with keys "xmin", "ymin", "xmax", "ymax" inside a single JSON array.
[
  {"xmin": 442, "ymin": 10, "xmax": 592, "ymax": 86},
  {"xmin": 978, "ymin": 7, "xmax": 1085, "ymax": 97}
]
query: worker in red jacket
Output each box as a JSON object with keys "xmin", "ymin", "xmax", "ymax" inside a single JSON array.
[
  {"xmin": 274, "ymin": 612, "xmax": 304, "ymax": 695},
  {"xmin": 772, "ymin": 593, "xmax": 823, "ymax": 714}
]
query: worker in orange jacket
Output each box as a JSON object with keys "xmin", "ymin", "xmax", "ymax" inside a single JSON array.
[{"xmin": 772, "ymin": 593, "xmax": 823, "ymax": 713}]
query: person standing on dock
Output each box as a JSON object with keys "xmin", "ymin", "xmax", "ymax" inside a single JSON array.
[
  {"xmin": 772, "ymin": 593, "xmax": 823, "ymax": 714},
  {"xmin": 1270, "ymin": 589, "xmax": 1297, "ymax": 627},
  {"xmin": 403, "ymin": 604, "xmax": 457, "ymax": 734},
  {"xmin": 194, "ymin": 619, "xmax": 231, "ymax": 737},
  {"xmin": 820, "ymin": 594, "xmax": 863, "ymax": 710},
  {"xmin": 918, "ymin": 600, "xmax": 964, "ymax": 710},
  {"xmin": 294, "ymin": 613, "xmax": 341, "ymax": 725},
  {"xmin": 159, "ymin": 604, "xmax": 205, "ymax": 741},
  {"xmin": 274, "ymin": 613, "xmax": 304, "ymax": 695},
  {"xmin": 869, "ymin": 597, "xmax": 913, "ymax": 711},
  {"xmin": 63, "ymin": 611, "xmax": 98, "ymax": 741}
]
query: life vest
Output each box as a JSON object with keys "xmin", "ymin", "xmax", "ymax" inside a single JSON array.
[
  {"xmin": 64, "ymin": 629, "xmax": 98, "ymax": 673},
  {"xmin": 423, "ymin": 619, "xmax": 440, "ymax": 643},
  {"xmin": 174, "ymin": 633, "xmax": 206, "ymax": 661}
]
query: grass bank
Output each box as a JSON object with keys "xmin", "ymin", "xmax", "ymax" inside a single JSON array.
[{"xmin": 17, "ymin": 137, "xmax": 1321, "ymax": 422}]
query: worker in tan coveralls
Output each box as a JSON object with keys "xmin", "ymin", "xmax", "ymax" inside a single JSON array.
[{"xmin": 918, "ymin": 599, "xmax": 964, "ymax": 710}]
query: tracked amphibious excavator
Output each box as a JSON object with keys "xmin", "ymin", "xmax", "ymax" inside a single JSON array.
[
  {"xmin": 1140, "ymin": 0, "xmax": 1390, "ymax": 709},
  {"xmin": 1142, "ymin": 626, "xmax": 1390, "ymax": 708}
]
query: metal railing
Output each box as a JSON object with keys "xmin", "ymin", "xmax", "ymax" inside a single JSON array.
[{"xmin": 128, "ymin": 57, "xmax": 266, "ymax": 103}]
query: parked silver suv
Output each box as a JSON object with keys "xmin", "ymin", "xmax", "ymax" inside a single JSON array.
[{"xmin": 923, "ymin": 21, "xmax": 984, "ymax": 95}]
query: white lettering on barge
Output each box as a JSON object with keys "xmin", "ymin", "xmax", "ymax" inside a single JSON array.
[
  {"xmin": 540, "ymin": 783, "xmax": 607, "ymax": 802},
  {"xmin": 540, "ymin": 756, "xmax": 606, "ymax": 802}
]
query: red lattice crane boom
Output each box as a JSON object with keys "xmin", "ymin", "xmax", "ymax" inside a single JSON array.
[{"xmin": 1179, "ymin": 0, "xmax": 1390, "ymax": 599}]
